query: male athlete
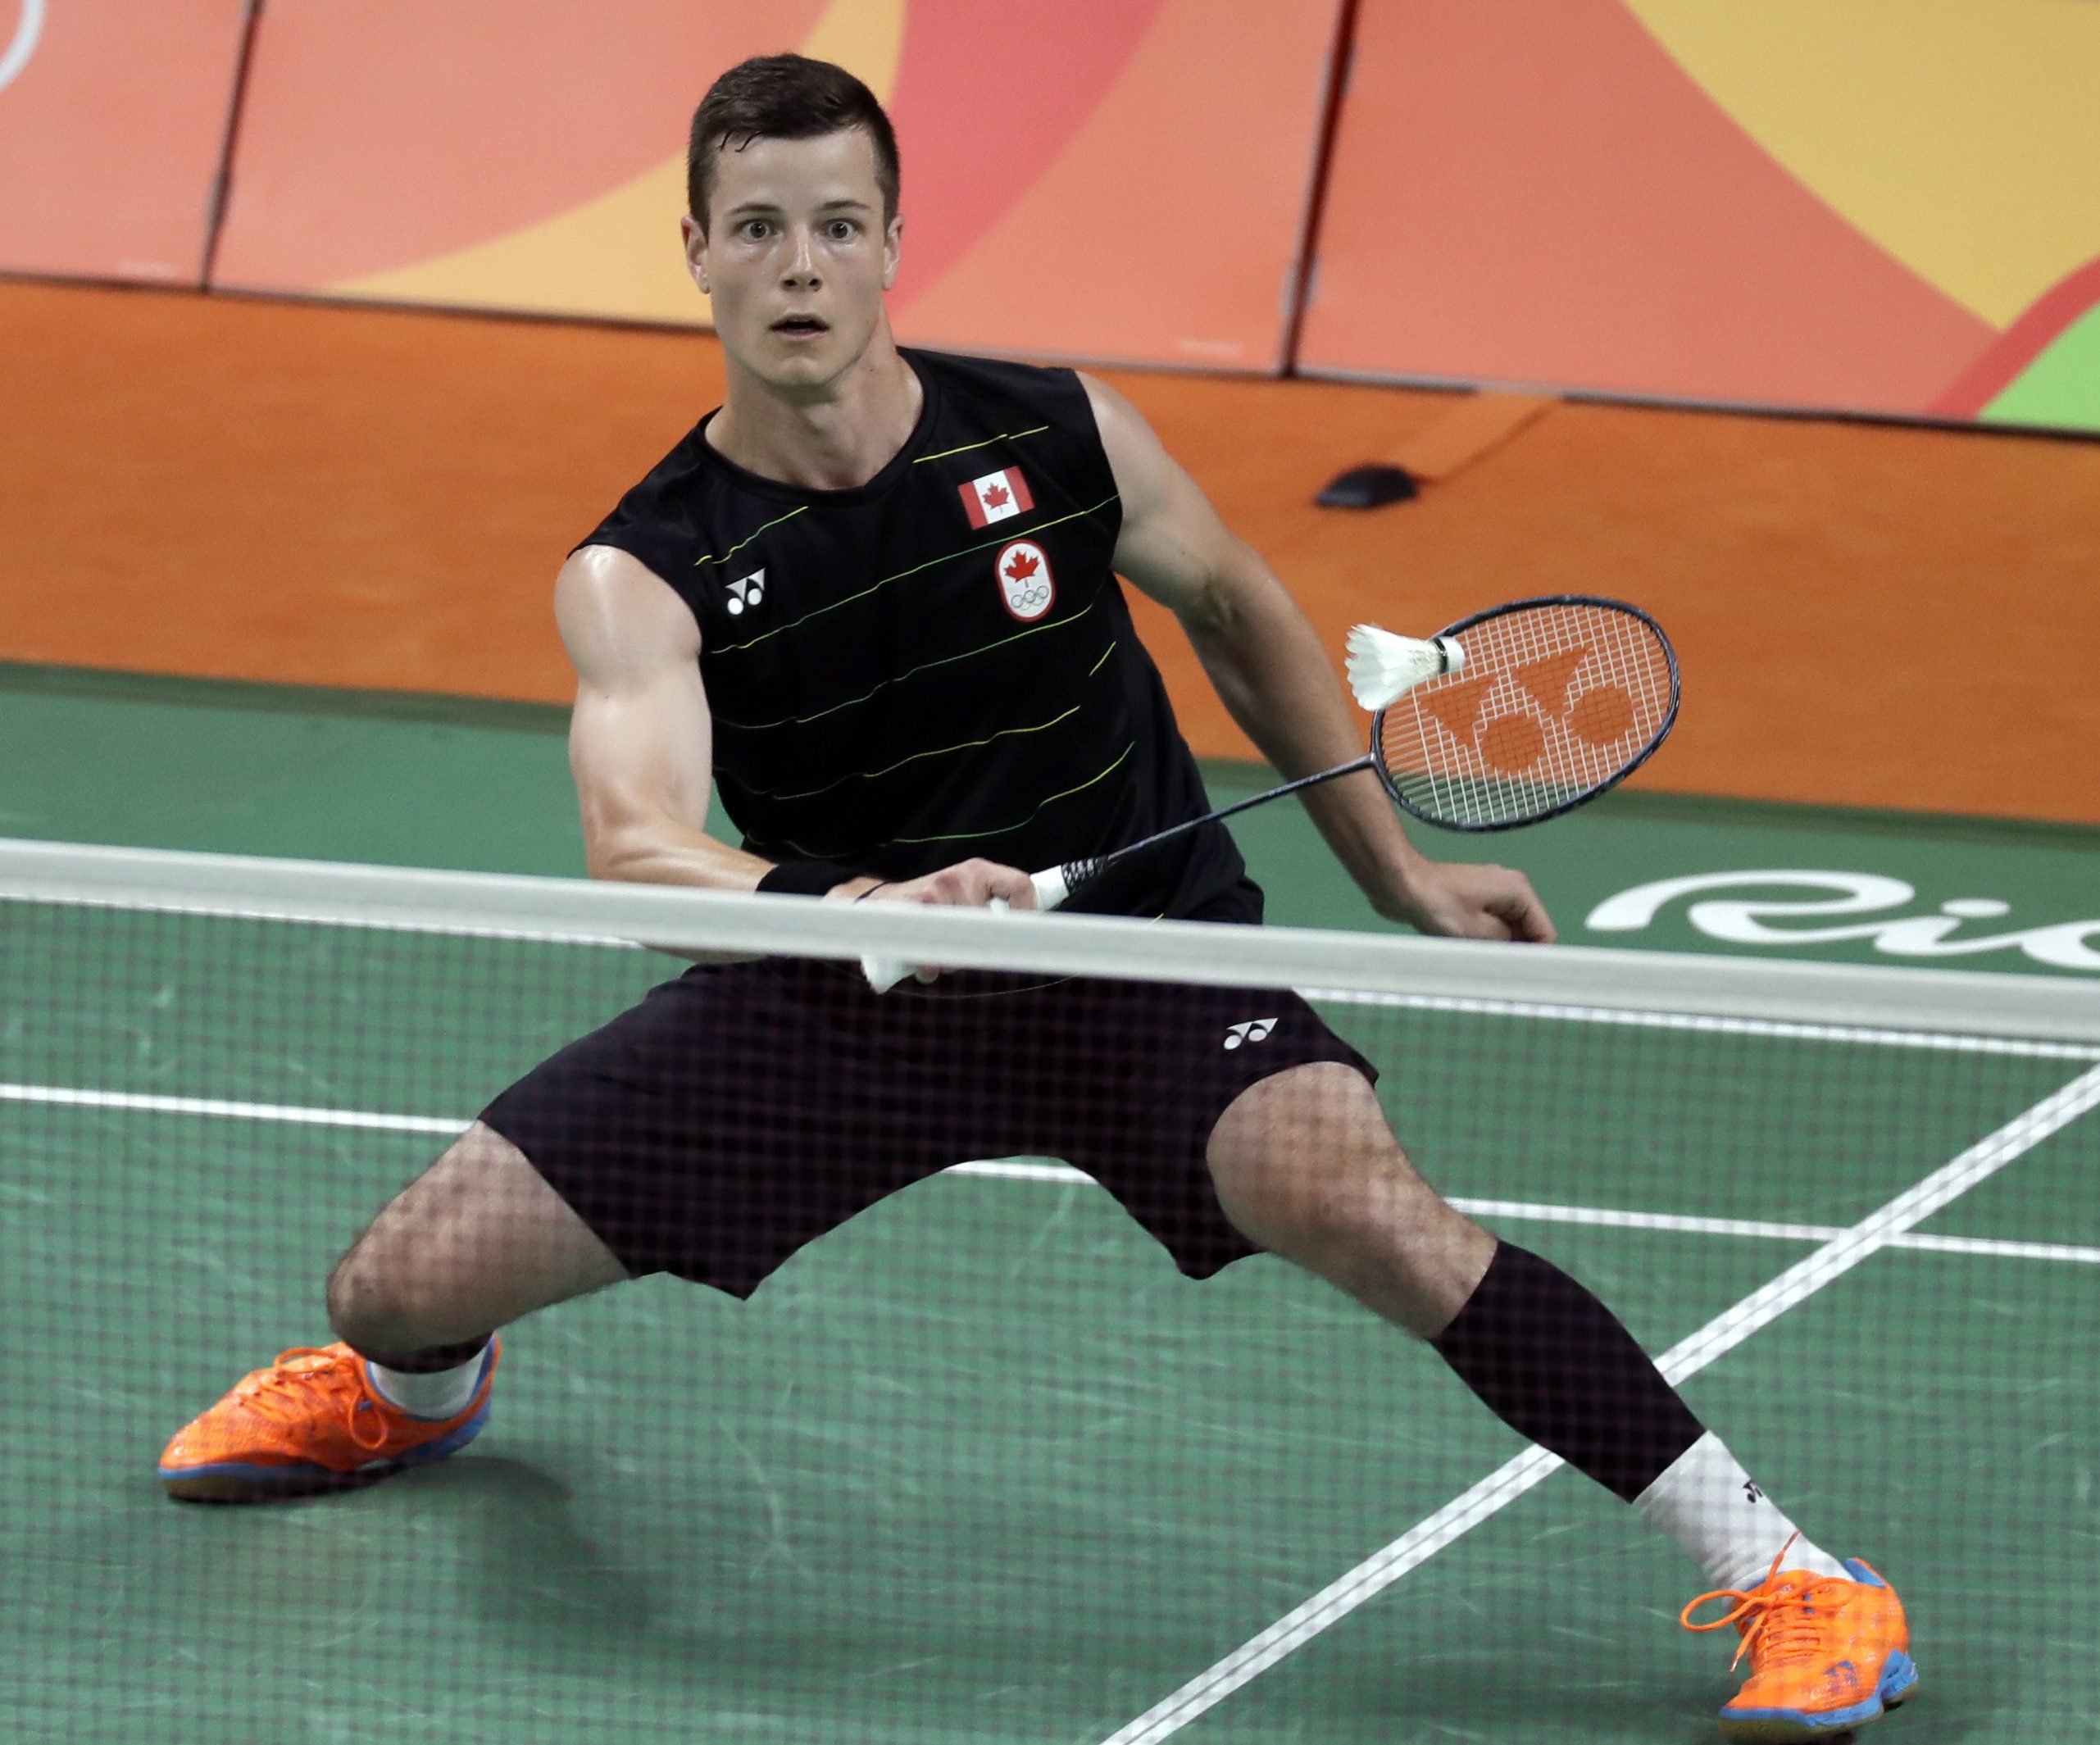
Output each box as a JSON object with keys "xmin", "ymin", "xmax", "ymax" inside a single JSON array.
[{"xmin": 160, "ymin": 55, "xmax": 1916, "ymax": 1739}]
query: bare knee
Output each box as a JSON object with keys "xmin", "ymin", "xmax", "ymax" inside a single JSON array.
[
  {"xmin": 326, "ymin": 1121, "xmax": 626, "ymax": 1360},
  {"xmin": 1208, "ymin": 1063, "xmax": 1493, "ymax": 1335}
]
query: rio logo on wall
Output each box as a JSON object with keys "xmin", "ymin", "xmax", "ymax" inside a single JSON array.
[
  {"xmin": 1588, "ymin": 871, "xmax": 2100, "ymax": 974},
  {"xmin": 1, "ymin": 0, "xmax": 43, "ymax": 93}
]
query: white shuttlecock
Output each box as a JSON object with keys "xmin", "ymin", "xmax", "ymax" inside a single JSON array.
[{"xmin": 1344, "ymin": 624, "xmax": 1465, "ymax": 711}]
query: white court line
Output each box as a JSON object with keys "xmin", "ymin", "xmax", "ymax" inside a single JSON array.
[
  {"xmin": 7, "ymin": 1084, "xmax": 2098, "ymax": 1267},
  {"xmin": 1302, "ymin": 988, "xmax": 2100, "ymax": 1061},
  {"xmin": 0, "ymin": 1082, "xmax": 466, "ymax": 1134},
  {"xmin": 957, "ymin": 1161, "xmax": 2100, "ymax": 1267},
  {"xmin": 1095, "ymin": 1061, "xmax": 2100, "ymax": 1745}
]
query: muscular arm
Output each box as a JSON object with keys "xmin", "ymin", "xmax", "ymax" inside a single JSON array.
[
  {"xmin": 557, "ymin": 544, "xmax": 767, "ymax": 890},
  {"xmin": 557, "ymin": 543, "xmax": 1034, "ymax": 915},
  {"xmin": 1080, "ymin": 375, "xmax": 1552, "ymax": 943}
]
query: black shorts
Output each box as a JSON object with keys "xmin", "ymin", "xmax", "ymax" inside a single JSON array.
[{"xmin": 479, "ymin": 957, "xmax": 1376, "ymax": 1296}]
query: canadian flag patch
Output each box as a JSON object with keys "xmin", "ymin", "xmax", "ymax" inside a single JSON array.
[{"xmin": 959, "ymin": 466, "xmax": 1033, "ymax": 529}]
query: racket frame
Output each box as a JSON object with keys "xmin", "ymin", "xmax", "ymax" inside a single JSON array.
[{"xmin": 1373, "ymin": 593, "xmax": 1680, "ymax": 833}]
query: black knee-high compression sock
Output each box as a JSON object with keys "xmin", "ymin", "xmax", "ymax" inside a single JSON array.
[{"xmin": 1430, "ymin": 1241, "xmax": 1703, "ymax": 1502}]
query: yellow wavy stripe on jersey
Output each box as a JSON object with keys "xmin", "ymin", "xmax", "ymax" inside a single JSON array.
[
  {"xmin": 727, "ymin": 698, "xmax": 1089, "ymax": 805},
  {"xmin": 912, "ymin": 425, "xmax": 1052, "ymax": 465},
  {"xmin": 708, "ymin": 493, "xmax": 1120, "ymax": 655},
  {"xmin": 889, "ymin": 742, "xmax": 1136, "ymax": 849},
  {"xmin": 712, "ymin": 596, "xmax": 1101, "ymax": 731},
  {"xmin": 693, "ymin": 507, "xmax": 808, "ymax": 570}
]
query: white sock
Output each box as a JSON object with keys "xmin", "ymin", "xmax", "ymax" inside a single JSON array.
[
  {"xmin": 1635, "ymin": 1433, "xmax": 1849, "ymax": 1590},
  {"xmin": 365, "ymin": 1349, "xmax": 486, "ymax": 1421}
]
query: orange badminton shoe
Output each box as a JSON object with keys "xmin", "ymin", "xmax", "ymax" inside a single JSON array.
[
  {"xmin": 1681, "ymin": 1538, "xmax": 1917, "ymax": 1740},
  {"xmin": 158, "ymin": 1338, "xmax": 498, "ymax": 1501}
]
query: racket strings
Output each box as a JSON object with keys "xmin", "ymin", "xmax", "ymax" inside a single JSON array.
[{"xmin": 1377, "ymin": 602, "xmax": 1674, "ymax": 829}]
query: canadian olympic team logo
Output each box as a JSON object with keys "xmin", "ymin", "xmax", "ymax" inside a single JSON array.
[
  {"xmin": 994, "ymin": 539, "xmax": 1054, "ymax": 622},
  {"xmin": 1, "ymin": 1, "xmax": 47, "ymax": 93}
]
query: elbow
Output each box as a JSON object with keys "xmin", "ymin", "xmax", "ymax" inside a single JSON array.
[
  {"xmin": 581, "ymin": 821, "xmax": 651, "ymax": 884},
  {"xmin": 1179, "ymin": 559, "xmax": 1279, "ymax": 648}
]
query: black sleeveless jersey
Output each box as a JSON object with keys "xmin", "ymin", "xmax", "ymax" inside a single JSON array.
[{"xmin": 578, "ymin": 347, "xmax": 1261, "ymax": 924}]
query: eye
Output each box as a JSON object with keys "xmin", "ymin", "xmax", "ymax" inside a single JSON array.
[
  {"xmin": 826, "ymin": 218, "xmax": 859, "ymax": 242},
  {"xmin": 739, "ymin": 218, "xmax": 771, "ymax": 242}
]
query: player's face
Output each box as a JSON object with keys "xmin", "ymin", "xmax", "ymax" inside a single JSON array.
[{"xmin": 685, "ymin": 129, "xmax": 902, "ymax": 395}]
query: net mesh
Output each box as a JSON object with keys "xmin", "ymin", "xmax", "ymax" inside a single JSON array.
[
  {"xmin": 3, "ymin": 840, "xmax": 2094, "ymax": 1745},
  {"xmin": 1379, "ymin": 601, "xmax": 1676, "ymax": 827}
]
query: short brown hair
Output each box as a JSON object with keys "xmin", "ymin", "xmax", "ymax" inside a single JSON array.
[{"xmin": 686, "ymin": 54, "xmax": 901, "ymax": 234}]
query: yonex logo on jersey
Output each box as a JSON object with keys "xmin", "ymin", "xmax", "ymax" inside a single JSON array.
[
  {"xmin": 960, "ymin": 467, "xmax": 1034, "ymax": 529},
  {"xmin": 995, "ymin": 540, "xmax": 1055, "ymax": 622},
  {"xmin": 725, "ymin": 570, "xmax": 766, "ymax": 616},
  {"xmin": 1223, "ymin": 1019, "xmax": 1278, "ymax": 1050}
]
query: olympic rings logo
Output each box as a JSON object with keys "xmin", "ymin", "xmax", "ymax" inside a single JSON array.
[{"xmin": 995, "ymin": 539, "xmax": 1055, "ymax": 622}]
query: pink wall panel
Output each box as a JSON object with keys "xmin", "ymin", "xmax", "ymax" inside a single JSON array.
[{"xmin": 0, "ymin": 0, "xmax": 251, "ymax": 284}]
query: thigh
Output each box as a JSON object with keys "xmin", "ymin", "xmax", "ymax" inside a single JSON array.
[
  {"xmin": 1030, "ymin": 979, "xmax": 1381, "ymax": 1281},
  {"xmin": 1206, "ymin": 1061, "xmax": 1493, "ymax": 1336}
]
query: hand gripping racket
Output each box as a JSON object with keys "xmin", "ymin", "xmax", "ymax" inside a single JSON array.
[{"xmin": 862, "ymin": 595, "xmax": 1678, "ymax": 991}]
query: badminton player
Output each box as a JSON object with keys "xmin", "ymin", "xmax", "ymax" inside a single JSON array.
[{"xmin": 160, "ymin": 54, "xmax": 1915, "ymax": 1739}]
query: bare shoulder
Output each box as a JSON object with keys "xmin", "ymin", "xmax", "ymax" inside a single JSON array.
[
  {"xmin": 1077, "ymin": 371, "xmax": 1166, "ymax": 479},
  {"xmin": 556, "ymin": 544, "xmax": 701, "ymax": 680}
]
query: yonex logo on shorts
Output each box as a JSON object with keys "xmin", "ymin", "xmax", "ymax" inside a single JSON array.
[
  {"xmin": 1223, "ymin": 1019, "xmax": 1278, "ymax": 1050},
  {"xmin": 725, "ymin": 570, "xmax": 766, "ymax": 616}
]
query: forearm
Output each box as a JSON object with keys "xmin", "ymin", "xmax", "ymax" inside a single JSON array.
[
  {"xmin": 584, "ymin": 808, "xmax": 771, "ymax": 893},
  {"xmin": 1182, "ymin": 566, "xmax": 1430, "ymax": 906},
  {"xmin": 585, "ymin": 816, "xmax": 821, "ymax": 964}
]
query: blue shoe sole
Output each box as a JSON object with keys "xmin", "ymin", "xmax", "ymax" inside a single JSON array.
[
  {"xmin": 1719, "ymin": 1651, "xmax": 1918, "ymax": 1740},
  {"xmin": 159, "ymin": 1397, "xmax": 493, "ymax": 1502}
]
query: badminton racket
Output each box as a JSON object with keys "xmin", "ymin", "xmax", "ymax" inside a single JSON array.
[{"xmin": 863, "ymin": 594, "xmax": 1676, "ymax": 990}]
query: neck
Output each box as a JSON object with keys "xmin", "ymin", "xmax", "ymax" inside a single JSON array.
[{"xmin": 708, "ymin": 319, "xmax": 922, "ymax": 492}]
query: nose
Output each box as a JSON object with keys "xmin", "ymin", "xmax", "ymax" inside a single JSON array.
[{"xmin": 782, "ymin": 225, "xmax": 820, "ymax": 290}]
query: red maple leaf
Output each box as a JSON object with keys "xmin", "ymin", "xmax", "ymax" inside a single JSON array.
[
  {"xmin": 1004, "ymin": 550, "xmax": 1039, "ymax": 581},
  {"xmin": 982, "ymin": 482, "xmax": 1010, "ymax": 509}
]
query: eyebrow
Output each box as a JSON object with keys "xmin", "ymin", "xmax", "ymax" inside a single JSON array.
[{"xmin": 723, "ymin": 198, "xmax": 874, "ymax": 219}]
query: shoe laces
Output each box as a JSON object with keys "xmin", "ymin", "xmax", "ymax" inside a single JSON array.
[
  {"xmin": 1680, "ymin": 1534, "xmax": 1853, "ymax": 1674},
  {"xmin": 233, "ymin": 1346, "xmax": 389, "ymax": 1452}
]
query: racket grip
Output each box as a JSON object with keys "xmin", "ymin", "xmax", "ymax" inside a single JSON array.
[
  {"xmin": 1030, "ymin": 866, "xmax": 1071, "ymax": 911},
  {"xmin": 860, "ymin": 954, "xmax": 911, "ymax": 994},
  {"xmin": 861, "ymin": 896, "xmax": 1018, "ymax": 994}
]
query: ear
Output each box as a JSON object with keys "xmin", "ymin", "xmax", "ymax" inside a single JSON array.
[
  {"xmin": 881, "ymin": 211, "xmax": 904, "ymax": 293},
  {"xmin": 680, "ymin": 212, "xmax": 708, "ymax": 294}
]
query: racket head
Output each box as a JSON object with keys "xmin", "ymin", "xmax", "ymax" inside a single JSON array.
[{"xmin": 1371, "ymin": 595, "xmax": 1679, "ymax": 831}]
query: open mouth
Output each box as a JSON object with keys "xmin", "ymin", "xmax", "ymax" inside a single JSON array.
[{"xmin": 771, "ymin": 315, "xmax": 829, "ymax": 339}]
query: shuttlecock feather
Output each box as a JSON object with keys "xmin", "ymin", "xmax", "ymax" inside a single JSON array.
[{"xmin": 1344, "ymin": 624, "xmax": 1465, "ymax": 711}]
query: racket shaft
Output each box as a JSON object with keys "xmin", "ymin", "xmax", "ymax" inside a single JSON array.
[
  {"xmin": 861, "ymin": 757, "xmax": 1375, "ymax": 992},
  {"xmin": 1036, "ymin": 753, "xmax": 1378, "ymax": 907}
]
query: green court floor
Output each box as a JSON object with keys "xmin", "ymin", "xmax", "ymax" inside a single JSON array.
[
  {"xmin": 2, "ymin": 660, "xmax": 2096, "ymax": 974},
  {"xmin": 2, "ymin": 665, "xmax": 2097, "ymax": 1743}
]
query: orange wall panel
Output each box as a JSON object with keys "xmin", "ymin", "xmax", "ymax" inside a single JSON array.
[
  {"xmin": 211, "ymin": 2, "xmax": 830, "ymax": 296},
  {"xmin": 0, "ymin": 0, "xmax": 250, "ymax": 284},
  {"xmin": 893, "ymin": 0, "xmax": 1343, "ymax": 371},
  {"xmin": 1298, "ymin": 0, "xmax": 2100, "ymax": 431},
  {"xmin": 208, "ymin": 0, "xmax": 1343, "ymax": 370}
]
